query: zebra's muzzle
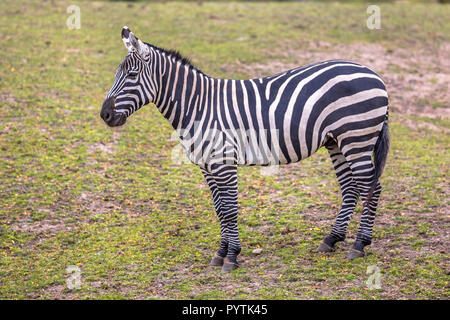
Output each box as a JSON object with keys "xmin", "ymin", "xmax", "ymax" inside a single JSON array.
[{"xmin": 100, "ymin": 96, "xmax": 127, "ymax": 127}]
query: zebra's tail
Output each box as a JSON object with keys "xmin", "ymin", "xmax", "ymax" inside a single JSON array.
[{"xmin": 364, "ymin": 116, "xmax": 390, "ymax": 207}]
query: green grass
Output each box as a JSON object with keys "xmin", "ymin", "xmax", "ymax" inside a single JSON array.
[{"xmin": 0, "ymin": 0, "xmax": 449, "ymax": 299}]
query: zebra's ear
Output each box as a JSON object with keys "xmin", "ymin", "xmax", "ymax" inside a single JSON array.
[{"xmin": 121, "ymin": 26, "xmax": 149, "ymax": 57}]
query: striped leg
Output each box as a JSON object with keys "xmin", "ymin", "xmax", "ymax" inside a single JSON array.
[
  {"xmin": 344, "ymin": 152, "xmax": 380, "ymax": 259},
  {"xmin": 201, "ymin": 168, "xmax": 228, "ymax": 267},
  {"xmin": 348, "ymin": 182, "xmax": 382, "ymax": 259},
  {"xmin": 203, "ymin": 164, "xmax": 241, "ymax": 272},
  {"xmin": 318, "ymin": 141, "xmax": 359, "ymax": 253}
]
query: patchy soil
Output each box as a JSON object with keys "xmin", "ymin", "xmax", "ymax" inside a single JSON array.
[{"xmin": 87, "ymin": 131, "xmax": 122, "ymax": 156}]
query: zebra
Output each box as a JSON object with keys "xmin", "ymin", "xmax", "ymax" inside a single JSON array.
[{"xmin": 101, "ymin": 27, "xmax": 390, "ymax": 272}]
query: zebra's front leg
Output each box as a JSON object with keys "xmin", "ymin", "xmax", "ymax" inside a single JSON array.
[
  {"xmin": 201, "ymin": 168, "xmax": 228, "ymax": 267},
  {"xmin": 209, "ymin": 224, "xmax": 229, "ymax": 267},
  {"xmin": 209, "ymin": 164, "xmax": 241, "ymax": 272}
]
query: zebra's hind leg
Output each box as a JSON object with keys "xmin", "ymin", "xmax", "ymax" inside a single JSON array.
[
  {"xmin": 344, "ymin": 152, "xmax": 381, "ymax": 260},
  {"xmin": 318, "ymin": 141, "xmax": 359, "ymax": 253},
  {"xmin": 348, "ymin": 182, "xmax": 382, "ymax": 260}
]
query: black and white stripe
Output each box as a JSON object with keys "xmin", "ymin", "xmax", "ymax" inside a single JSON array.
[{"xmin": 102, "ymin": 27, "xmax": 390, "ymax": 269}]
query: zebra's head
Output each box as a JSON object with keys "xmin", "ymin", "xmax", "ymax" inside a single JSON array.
[{"xmin": 101, "ymin": 26, "xmax": 154, "ymax": 127}]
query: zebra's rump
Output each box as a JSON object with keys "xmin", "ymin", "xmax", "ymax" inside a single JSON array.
[{"xmin": 180, "ymin": 60, "xmax": 388, "ymax": 167}]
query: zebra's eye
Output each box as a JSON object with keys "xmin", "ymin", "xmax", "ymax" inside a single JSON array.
[{"xmin": 128, "ymin": 72, "xmax": 138, "ymax": 79}]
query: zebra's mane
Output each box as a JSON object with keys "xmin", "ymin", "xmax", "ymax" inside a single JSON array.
[{"xmin": 145, "ymin": 42, "xmax": 204, "ymax": 75}]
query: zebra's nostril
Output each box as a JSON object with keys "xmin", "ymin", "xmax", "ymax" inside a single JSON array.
[{"xmin": 105, "ymin": 112, "xmax": 111, "ymax": 121}]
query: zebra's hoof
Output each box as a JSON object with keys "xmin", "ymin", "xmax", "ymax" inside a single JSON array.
[
  {"xmin": 318, "ymin": 241, "xmax": 335, "ymax": 253},
  {"xmin": 347, "ymin": 248, "xmax": 365, "ymax": 260},
  {"xmin": 209, "ymin": 254, "xmax": 224, "ymax": 267},
  {"xmin": 221, "ymin": 258, "xmax": 239, "ymax": 272}
]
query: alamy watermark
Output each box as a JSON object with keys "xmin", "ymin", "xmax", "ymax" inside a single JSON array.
[
  {"xmin": 66, "ymin": 265, "xmax": 81, "ymax": 289},
  {"xmin": 366, "ymin": 5, "xmax": 381, "ymax": 30},
  {"xmin": 366, "ymin": 265, "xmax": 382, "ymax": 290},
  {"xmin": 66, "ymin": 5, "xmax": 81, "ymax": 30}
]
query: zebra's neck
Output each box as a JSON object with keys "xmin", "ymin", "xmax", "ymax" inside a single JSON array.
[{"xmin": 152, "ymin": 49, "xmax": 211, "ymax": 131}]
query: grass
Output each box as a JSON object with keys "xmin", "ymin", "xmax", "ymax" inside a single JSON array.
[{"xmin": 0, "ymin": 0, "xmax": 449, "ymax": 299}]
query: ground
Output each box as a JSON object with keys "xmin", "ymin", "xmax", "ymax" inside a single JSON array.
[{"xmin": 0, "ymin": 0, "xmax": 449, "ymax": 299}]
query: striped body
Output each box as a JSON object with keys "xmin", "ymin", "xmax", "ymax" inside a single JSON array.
[
  {"xmin": 101, "ymin": 27, "xmax": 390, "ymax": 268},
  {"xmin": 163, "ymin": 61, "xmax": 388, "ymax": 168}
]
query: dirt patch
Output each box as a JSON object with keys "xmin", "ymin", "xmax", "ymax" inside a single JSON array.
[
  {"xmin": 228, "ymin": 41, "xmax": 450, "ymax": 120},
  {"xmin": 87, "ymin": 130, "xmax": 122, "ymax": 155},
  {"xmin": 12, "ymin": 217, "xmax": 71, "ymax": 235},
  {"xmin": 0, "ymin": 92, "xmax": 18, "ymax": 107}
]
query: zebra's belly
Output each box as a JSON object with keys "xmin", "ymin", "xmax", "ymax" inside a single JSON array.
[
  {"xmin": 235, "ymin": 140, "xmax": 316, "ymax": 166},
  {"xmin": 178, "ymin": 122, "xmax": 319, "ymax": 167}
]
